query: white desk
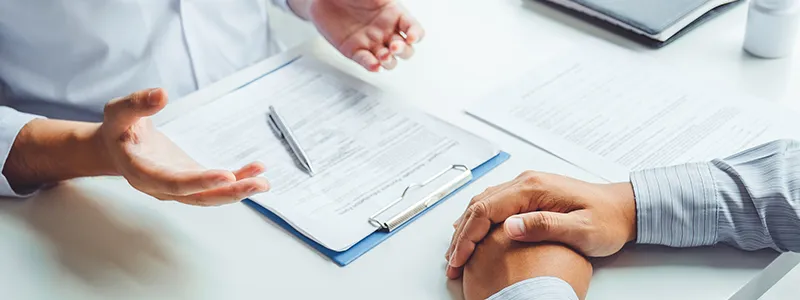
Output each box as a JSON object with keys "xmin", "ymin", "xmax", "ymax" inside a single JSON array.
[{"xmin": 2, "ymin": 0, "xmax": 799, "ymax": 299}]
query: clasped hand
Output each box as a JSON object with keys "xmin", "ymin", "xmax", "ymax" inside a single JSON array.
[{"xmin": 445, "ymin": 171, "xmax": 638, "ymax": 279}]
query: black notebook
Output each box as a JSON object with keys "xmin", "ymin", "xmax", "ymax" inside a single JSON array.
[{"xmin": 538, "ymin": 0, "xmax": 743, "ymax": 48}]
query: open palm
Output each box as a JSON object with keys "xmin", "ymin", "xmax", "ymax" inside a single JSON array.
[
  {"xmin": 309, "ymin": 0, "xmax": 424, "ymax": 71},
  {"xmin": 101, "ymin": 89, "xmax": 270, "ymax": 206}
]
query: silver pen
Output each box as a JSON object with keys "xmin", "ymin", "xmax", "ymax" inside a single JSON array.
[{"xmin": 268, "ymin": 105, "xmax": 316, "ymax": 176}]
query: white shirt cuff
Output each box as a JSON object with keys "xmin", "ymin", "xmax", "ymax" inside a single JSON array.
[
  {"xmin": 488, "ymin": 276, "xmax": 579, "ymax": 300},
  {"xmin": 0, "ymin": 107, "xmax": 43, "ymax": 198},
  {"xmin": 271, "ymin": 0, "xmax": 293, "ymax": 14}
]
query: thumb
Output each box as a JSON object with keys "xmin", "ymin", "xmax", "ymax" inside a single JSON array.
[
  {"xmin": 504, "ymin": 211, "xmax": 586, "ymax": 244},
  {"xmin": 103, "ymin": 88, "xmax": 168, "ymax": 133}
]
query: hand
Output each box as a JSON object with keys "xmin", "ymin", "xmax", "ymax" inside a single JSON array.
[
  {"xmin": 307, "ymin": 0, "xmax": 424, "ymax": 71},
  {"xmin": 98, "ymin": 88, "xmax": 270, "ymax": 206},
  {"xmin": 463, "ymin": 226, "xmax": 593, "ymax": 300},
  {"xmin": 445, "ymin": 171, "xmax": 636, "ymax": 279}
]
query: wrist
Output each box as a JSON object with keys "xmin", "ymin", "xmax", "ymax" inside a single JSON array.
[
  {"xmin": 609, "ymin": 182, "xmax": 637, "ymax": 243},
  {"xmin": 6, "ymin": 119, "xmax": 117, "ymax": 188},
  {"xmin": 85, "ymin": 123, "xmax": 118, "ymax": 177}
]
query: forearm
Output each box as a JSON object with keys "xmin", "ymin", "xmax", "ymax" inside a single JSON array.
[
  {"xmin": 4, "ymin": 119, "xmax": 115, "ymax": 192},
  {"xmin": 632, "ymin": 139, "xmax": 800, "ymax": 252},
  {"xmin": 712, "ymin": 140, "xmax": 800, "ymax": 251}
]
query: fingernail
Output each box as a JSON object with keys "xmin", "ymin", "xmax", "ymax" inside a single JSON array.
[
  {"xmin": 506, "ymin": 217, "xmax": 525, "ymax": 238},
  {"xmin": 393, "ymin": 45, "xmax": 404, "ymax": 54},
  {"xmin": 147, "ymin": 88, "xmax": 160, "ymax": 106},
  {"xmin": 448, "ymin": 252, "xmax": 456, "ymax": 267},
  {"xmin": 362, "ymin": 61, "xmax": 379, "ymax": 72}
]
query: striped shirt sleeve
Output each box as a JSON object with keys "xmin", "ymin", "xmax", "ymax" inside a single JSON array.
[
  {"xmin": 488, "ymin": 277, "xmax": 579, "ymax": 300},
  {"xmin": 631, "ymin": 139, "xmax": 800, "ymax": 252}
]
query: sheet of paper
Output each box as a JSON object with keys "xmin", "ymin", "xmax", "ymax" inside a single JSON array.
[
  {"xmin": 468, "ymin": 42, "xmax": 799, "ymax": 182},
  {"xmin": 160, "ymin": 56, "xmax": 497, "ymax": 251}
]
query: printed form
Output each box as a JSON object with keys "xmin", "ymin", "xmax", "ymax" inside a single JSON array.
[
  {"xmin": 469, "ymin": 42, "xmax": 799, "ymax": 182},
  {"xmin": 160, "ymin": 57, "xmax": 497, "ymax": 251}
]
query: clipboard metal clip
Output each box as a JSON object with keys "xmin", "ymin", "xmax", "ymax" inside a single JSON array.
[{"xmin": 368, "ymin": 165, "xmax": 473, "ymax": 232}]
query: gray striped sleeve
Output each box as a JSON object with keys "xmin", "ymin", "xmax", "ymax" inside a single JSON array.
[
  {"xmin": 631, "ymin": 162, "xmax": 718, "ymax": 247},
  {"xmin": 631, "ymin": 139, "xmax": 800, "ymax": 252},
  {"xmin": 487, "ymin": 277, "xmax": 579, "ymax": 300},
  {"xmin": 712, "ymin": 140, "xmax": 800, "ymax": 251}
]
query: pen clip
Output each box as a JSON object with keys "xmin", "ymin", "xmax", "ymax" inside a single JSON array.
[{"xmin": 267, "ymin": 113, "xmax": 285, "ymax": 139}]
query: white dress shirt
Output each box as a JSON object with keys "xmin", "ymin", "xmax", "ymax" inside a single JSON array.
[{"xmin": 0, "ymin": 0, "xmax": 292, "ymax": 197}]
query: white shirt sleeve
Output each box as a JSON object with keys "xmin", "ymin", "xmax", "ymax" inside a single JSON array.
[
  {"xmin": 0, "ymin": 106, "xmax": 42, "ymax": 198},
  {"xmin": 270, "ymin": 0, "xmax": 294, "ymax": 14}
]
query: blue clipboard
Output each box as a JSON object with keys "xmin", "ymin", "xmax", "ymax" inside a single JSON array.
[{"xmin": 243, "ymin": 151, "xmax": 510, "ymax": 266}]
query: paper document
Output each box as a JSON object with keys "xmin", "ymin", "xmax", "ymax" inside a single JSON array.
[
  {"xmin": 160, "ymin": 56, "xmax": 497, "ymax": 251},
  {"xmin": 468, "ymin": 42, "xmax": 798, "ymax": 182}
]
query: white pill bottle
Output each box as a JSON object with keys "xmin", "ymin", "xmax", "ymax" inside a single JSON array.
[{"xmin": 743, "ymin": 0, "xmax": 800, "ymax": 58}]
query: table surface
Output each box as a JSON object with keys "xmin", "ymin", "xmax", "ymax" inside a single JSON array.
[{"xmin": 2, "ymin": 0, "xmax": 800, "ymax": 299}]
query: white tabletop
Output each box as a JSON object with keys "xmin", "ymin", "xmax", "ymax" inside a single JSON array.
[{"xmin": 2, "ymin": 0, "xmax": 800, "ymax": 299}]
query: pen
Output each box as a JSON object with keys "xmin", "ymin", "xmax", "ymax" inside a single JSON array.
[{"xmin": 268, "ymin": 105, "xmax": 316, "ymax": 176}]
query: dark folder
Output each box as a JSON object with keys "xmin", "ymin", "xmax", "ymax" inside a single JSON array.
[{"xmin": 537, "ymin": 0, "xmax": 743, "ymax": 48}]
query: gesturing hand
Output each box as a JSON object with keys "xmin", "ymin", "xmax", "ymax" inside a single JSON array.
[
  {"xmin": 445, "ymin": 171, "xmax": 637, "ymax": 279},
  {"xmin": 99, "ymin": 88, "xmax": 270, "ymax": 206},
  {"xmin": 308, "ymin": 0, "xmax": 424, "ymax": 71}
]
